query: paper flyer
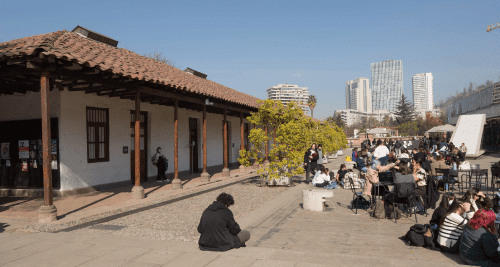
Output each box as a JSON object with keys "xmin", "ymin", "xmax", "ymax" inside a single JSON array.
[
  {"xmin": 18, "ymin": 140, "xmax": 29, "ymax": 159},
  {"xmin": 51, "ymin": 139, "xmax": 57, "ymax": 155},
  {"xmin": 51, "ymin": 160, "xmax": 58, "ymax": 170},
  {"xmin": 6, "ymin": 160, "xmax": 10, "ymax": 167},
  {"xmin": 22, "ymin": 160, "xmax": 28, "ymax": 172},
  {"xmin": 1, "ymin": 143, "xmax": 10, "ymax": 159}
]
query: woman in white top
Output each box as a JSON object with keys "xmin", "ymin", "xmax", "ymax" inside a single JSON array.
[
  {"xmin": 438, "ymin": 199, "xmax": 472, "ymax": 253},
  {"xmin": 312, "ymin": 168, "xmax": 331, "ymax": 187}
]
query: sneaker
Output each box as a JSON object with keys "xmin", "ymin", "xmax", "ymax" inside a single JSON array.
[{"xmin": 157, "ymin": 180, "xmax": 163, "ymax": 183}]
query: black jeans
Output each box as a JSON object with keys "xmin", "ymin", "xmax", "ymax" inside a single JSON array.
[
  {"xmin": 157, "ymin": 166, "xmax": 166, "ymax": 181},
  {"xmin": 310, "ymin": 162, "xmax": 318, "ymax": 175},
  {"xmin": 315, "ymin": 181, "xmax": 329, "ymax": 187}
]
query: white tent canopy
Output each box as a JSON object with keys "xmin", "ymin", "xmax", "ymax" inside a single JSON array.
[{"xmin": 426, "ymin": 124, "xmax": 456, "ymax": 133}]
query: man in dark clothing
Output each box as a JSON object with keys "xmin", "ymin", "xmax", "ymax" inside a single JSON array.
[
  {"xmin": 198, "ymin": 193, "xmax": 250, "ymax": 251},
  {"xmin": 304, "ymin": 143, "xmax": 319, "ymax": 182}
]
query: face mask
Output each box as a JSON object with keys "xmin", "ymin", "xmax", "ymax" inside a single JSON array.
[{"xmin": 449, "ymin": 200, "xmax": 454, "ymax": 206}]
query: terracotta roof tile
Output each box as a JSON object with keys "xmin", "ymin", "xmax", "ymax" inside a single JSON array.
[{"xmin": 0, "ymin": 30, "xmax": 261, "ymax": 109}]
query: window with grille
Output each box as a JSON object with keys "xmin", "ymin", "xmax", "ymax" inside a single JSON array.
[{"xmin": 86, "ymin": 107, "xmax": 109, "ymax": 163}]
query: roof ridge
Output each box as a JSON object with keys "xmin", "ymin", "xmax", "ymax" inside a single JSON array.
[{"xmin": 37, "ymin": 31, "xmax": 66, "ymax": 54}]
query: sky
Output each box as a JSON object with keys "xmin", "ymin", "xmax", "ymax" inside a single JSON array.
[{"xmin": 1, "ymin": 0, "xmax": 500, "ymax": 120}]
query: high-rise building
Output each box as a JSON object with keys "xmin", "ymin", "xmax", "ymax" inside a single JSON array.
[
  {"xmin": 412, "ymin": 73, "xmax": 434, "ymax": 113},
  {"xmin": 267, "ymin": 83, "xmax": 310, "ymax": 116},
  {"xmin": 345, "ymin": 77, "xmax": 372, "ymax": 113},
  {"xmin": 371, "ymin": 60, "xmax": 403, "ymax": 112}
]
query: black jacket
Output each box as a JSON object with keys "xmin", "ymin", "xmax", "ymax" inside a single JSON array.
[
  {"xmin": 304, "ymin": 149, "xmax": 319, "ymax": 164},
  {"xmin": 198, "ymin": 201, "xmax": 242, "ymax": 251},
  {"xmin": 424, "ymin": 179, "xmax": 440, "ymax": 209}
]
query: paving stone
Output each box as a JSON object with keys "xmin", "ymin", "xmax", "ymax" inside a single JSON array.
[
  {"xmin": 250, "ymin": 259, "xmax": 297, "ymax": 267},
  {"xmin": 2, "ymin": 254, "xmax": 93, "ymax": 267},
  {"xmin": 162, "ymin": 251, "xmax": 220, "ymax": 267},
  {"xmin": 205, "ymin": 255, "xmax": 257, "ymax": 267},
  {"xmin": 132, "ymin": 249, "xmax": 184, "ymax": 265},
  {"xmin": 0, "ymin": 240, "xmax": 69, "ymax": 265},
  {"xmin": 120, "ymin": 261, "xmax": 162, "ymax": 267}
]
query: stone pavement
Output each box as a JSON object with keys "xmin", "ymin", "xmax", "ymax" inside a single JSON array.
[
  {"xmin": 0, "ymin": 165, "xmax": 258, "ymax": 233},
  {"xmin": 0, "ymin": 149, "xmax": 472, "ymax": 266}
]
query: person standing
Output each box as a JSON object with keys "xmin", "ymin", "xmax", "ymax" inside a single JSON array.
[
  {"xmin": 459, "ymin": 143, "xmax": 468, "ymax": 155},
  {"xmin": 152, "ymin": 147, "xmax": 169, "ymax": 182},
  {"xmin": 317, "ymin": 144, "xmax": 324, "ymax": 170},
  {"xmin": 304, "ymin": 143, "xmax": 319, "ymax": 182},
  {"xmin": 394, "ymin": 140, "xmax": 402, "ymax": 157}
]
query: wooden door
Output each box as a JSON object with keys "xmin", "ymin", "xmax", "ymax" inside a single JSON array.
[
  {"xmin": 189, "ymin": 118, "xmax": 199, "ymax": 173},
  {"xmin": 130, "ymin": 111, "xmax": 148, "ymax": 182}
]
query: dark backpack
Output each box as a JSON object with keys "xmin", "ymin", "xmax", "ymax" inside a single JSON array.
[
  {"xmin": 372, "ymin": 200, "xmax": 385, "ymax": 219},
  {"xmin": 402, "ymin": 224, "xmax": 435, "ymax": 248},
  {"xmin": 352, "ymin": 195, "xmax": 370, "ymax": 210}
]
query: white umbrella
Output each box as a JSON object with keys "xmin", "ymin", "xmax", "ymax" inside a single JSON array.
[
  {"xmin": 435, "ymin": 124, "xmax": 456, "ymax": 133},
  {"xmin": 426, "ymin": 126, "xmax": 441, "ymax": 133}
]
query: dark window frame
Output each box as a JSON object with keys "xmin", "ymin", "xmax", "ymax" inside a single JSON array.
[{"xmin": 86, "ymin": 107, "xmax": 110, "ymax": 163}]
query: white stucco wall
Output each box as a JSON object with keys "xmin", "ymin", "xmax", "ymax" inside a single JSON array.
[
  {"xmin": 0, "ymin": 90, "xmax": 61, "ymax": 121},
  {"xmin": 58, "ymin": 91, "xmax": 248, "ymax": 191}
]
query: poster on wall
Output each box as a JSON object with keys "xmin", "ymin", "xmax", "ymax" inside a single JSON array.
[
  {"xmin": 6, "ymin": 160, "xmax": 10, "ymax": 167},
  {"xmin": 22, "ymin": 160, "xmax": 28, "ymax": 172},
  {"xmin": 1, "ymin": 143, "xmax": 10, "ymax": 159},
  {"xmin": 51, "ymin": 159, "xmax": 58, "ymax": 170},
  {"xmin": 29, "ymin": 140, "xmax": 38, "ymax": 167},
  {"xmin": 51, "ymin": 139, "xmax": 57, "ymax": 155},
  {"xmin": 18, "ymin": 140, "xmax": 29, "ymax": 159}
]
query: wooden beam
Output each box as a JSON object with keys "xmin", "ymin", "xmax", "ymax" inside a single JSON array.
[{"xmin": 41, "ymin": 72, "xmax": 53, "ymax": 206}]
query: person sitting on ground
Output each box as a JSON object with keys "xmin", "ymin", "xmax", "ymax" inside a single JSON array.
[
  {"xmin": 198, "ymin": 193, "xmax": 250, "ymax": 251},
  {"xmin": 462, "ymin": 187, "xmax": 492, "ymax": 218},
  {"xmin": 493, "ymin": 160, "xmax": 500, "ymax": 168},
  {"xmin": 363, "ymin": 159, "xmax": 398, "ymax": 197},
  {"xmin": 430, "ymin": 154, "xmax": 450, "ymax": 178},
  {"xmin": 437, "ymin": 199, "xmax": 472, "ymax": 254},
  {"xmin": 313, "ymin": 168, "xmax": 331, "ymax": 187},
  {"xmin": 413, "ymin": 147, "xmax": 427, "ymax": 162},
  {"xmin": 430, "ymin": 192, "xmax": 456, "ymax": 230},
  {"xmin": 336, "ymin": 164, "xmax": 348, "ymax": 183},
  {"xmin": 459, "ymin": 209, "xmax": 500, "ymax": 266}
]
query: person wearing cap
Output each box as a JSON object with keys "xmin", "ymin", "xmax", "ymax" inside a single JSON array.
[{"xmin": 363, "ymin": 159, "xmax": 399, "ymax": 197}]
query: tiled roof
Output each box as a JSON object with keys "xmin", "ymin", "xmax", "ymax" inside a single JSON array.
[{"xmin": 0, "ymin": 30, "xmax": 261, "ymax": 109}]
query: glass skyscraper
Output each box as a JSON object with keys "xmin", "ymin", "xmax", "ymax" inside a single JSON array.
[{"xmin": 371, "ymin": 60, "xmax": 403, "ymax": 112}]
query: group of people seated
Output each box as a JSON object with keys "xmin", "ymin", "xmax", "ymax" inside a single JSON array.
[{"xmin": 429, "ymin": 189, "xmax": 500, "ymax": 266}]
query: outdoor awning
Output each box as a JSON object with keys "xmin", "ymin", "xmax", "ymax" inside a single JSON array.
[{"xmin": 427, "ymin": 124, "xmax": 456, "ymax": 133}]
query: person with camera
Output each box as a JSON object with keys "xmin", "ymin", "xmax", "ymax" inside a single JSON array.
[
  {"xmin": 437, "ymin": 199, "xmax": 472, "ymax": 254},
  {"xmin": 304, "ymin": 143, "xmax": 319, "ymax": 182}
]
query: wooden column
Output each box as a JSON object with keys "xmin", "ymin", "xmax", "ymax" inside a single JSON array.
[
  {"xmin": 222, "ymin": 109, "xmax": 230, "ymax": 177},
  {"xmin": 38, "ymin": 71, "xmax": 57, "ymax": 223},
  {"xmin": 239, "ymin": 113, "xmax": 245, "ymax": 173},
  {"xmin": 131, "ymin": 88, "xmax": 144, "ymax": 199},
  {"xmin": 200, "ymin": 104, "xmax": 210, "ymax": 182},
  {"xmin": 172, "ymin": 99, "xmax": 182, "ymax": 189}
]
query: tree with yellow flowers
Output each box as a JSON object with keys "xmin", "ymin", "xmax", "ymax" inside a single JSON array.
[{"xmin": 239, "ymin": 99, "xmax": 347, "ymax": 183}]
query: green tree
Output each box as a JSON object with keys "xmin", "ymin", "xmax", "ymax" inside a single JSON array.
[
  {"xmin": 325, "ymin": 111, "xmax": 345, "ymax": 129},
  {"xmin": 394, "ymin": 94, "xmax": 416, "ymax": 124},
  {"xmin": 398, "ymin": 121, "xmax": 419, "ymax": 136},
  {"xmin": 308, "ymin": 95, "xmax": 317, "ymax": 118},
  {"xmin": 239, "ymin": 100, "xmax": 346, "ymax": 181}
]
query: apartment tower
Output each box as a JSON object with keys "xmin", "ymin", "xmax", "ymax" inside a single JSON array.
[
  {"xmin": 267, "ymin": 83, "xmax": 310, "ymax": 116},
  {"xmin": 371, "ymin": 60, "xmax": 403, "ymax": 112},
  {"xmin": 345, "ymin": 77, "xmax": 372, "ymax": 113},
  {"xmin": 412, "ymin": 73, "xmax": 434, "ymax": 112}
]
